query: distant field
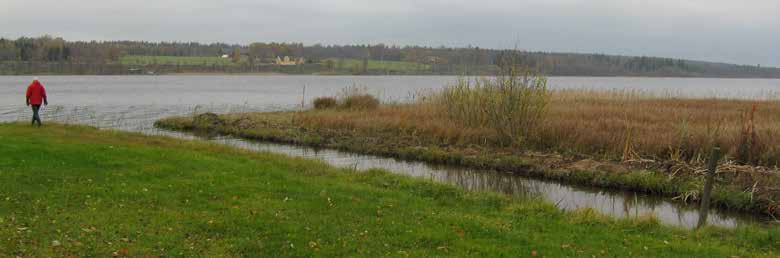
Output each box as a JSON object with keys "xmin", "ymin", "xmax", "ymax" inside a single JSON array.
[
  {"xmin": 323, "ymin": 58, "xmax": 430, "ymax": 72},
  {"xmin": 117, "ymin": 56, "xmax": 434, "ymax": 75},
  {"xmin": 120, "ymin": 55, "xmax": 238, "ymax": 66}
]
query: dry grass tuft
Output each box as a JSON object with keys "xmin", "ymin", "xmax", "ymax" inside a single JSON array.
[
  {"xmin": 341, "ymin": 94, "xmax": 380, "ymax": 110},
  {"xmin": 312, "ymin": 97, "xmax": 338, "ymax": 110}
]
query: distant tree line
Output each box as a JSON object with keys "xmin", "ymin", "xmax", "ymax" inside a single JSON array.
[{"xmin": 1, "ymin": 35, "xmax": 778, "ymax": 77}]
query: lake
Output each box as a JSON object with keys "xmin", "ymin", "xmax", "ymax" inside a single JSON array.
[{"xmin": 2, "ymin": 75, "xmax": 779, "ymax": 228}]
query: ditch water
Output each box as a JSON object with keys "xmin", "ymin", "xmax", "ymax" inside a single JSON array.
[
  {"xmin": 2, "ymin": 75, "xmax": 779, "ymax": 229},
  {"xmin": 201, "ymin": 134, "xmax": 765, "ymax": 229}
]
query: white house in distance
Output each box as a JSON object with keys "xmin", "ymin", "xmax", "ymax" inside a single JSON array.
[
  {"xmin": 220, "ymin": 54, "xmax": 230, "ymax": 58},
  {"xmin": 275, "ymin": 56, "xmax": 305, "ymax": 65}
]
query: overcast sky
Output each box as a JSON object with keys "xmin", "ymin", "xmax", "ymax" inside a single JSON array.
[{"xmin": 2, "ymin": 0, "xmax": 778, "ymax": 66}]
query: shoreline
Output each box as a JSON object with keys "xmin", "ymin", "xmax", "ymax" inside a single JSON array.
[{"xmin": 5, "ymin": 72, "xmax": 780, "ymax": 79}]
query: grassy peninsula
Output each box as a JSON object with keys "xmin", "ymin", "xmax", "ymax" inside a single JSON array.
[{"xmin": 156, "ymin": 72, "xmax": 780, "ymax": 217}]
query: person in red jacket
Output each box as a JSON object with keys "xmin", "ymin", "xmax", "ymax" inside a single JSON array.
[{"xmin": 25, "ymin": 77, "xmax": 48, "ymax": 127}]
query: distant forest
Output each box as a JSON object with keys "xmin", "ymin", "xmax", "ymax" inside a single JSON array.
[{"xmin": 1, "ymin": 35, "xmax": 778, "ymax": 77}]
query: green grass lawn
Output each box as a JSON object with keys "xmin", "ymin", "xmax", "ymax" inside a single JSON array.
[
  {"xmin": 323, "ymin": 58, "xmax": 430, "ymax": 72},
  {"xmin": 119, "ymin": 55, "xmax": 239, "ymax": 66},
  {"xmin": 0, "ymin": 123, "xmax": 777, "ymax": 256}
]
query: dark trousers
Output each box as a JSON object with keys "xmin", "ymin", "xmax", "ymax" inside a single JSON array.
[{"xmin": 31, "ymin": 104, "xmax": 42, "ymax": 126}]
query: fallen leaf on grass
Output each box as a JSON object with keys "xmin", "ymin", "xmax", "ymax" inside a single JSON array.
[{"xmin": 112, "ymin": 247, "xmax": 130, "ymax": 257}]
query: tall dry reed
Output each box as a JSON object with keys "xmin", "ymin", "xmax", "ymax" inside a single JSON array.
[
  {"xmin": 438, "ymin": 68, "xmax": 549, "ymax": 146},
  {"xmin": 295, "ymin": 88, "xmax": 780, "ymax": 166}
]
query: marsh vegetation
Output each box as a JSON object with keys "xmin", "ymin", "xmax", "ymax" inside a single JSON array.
[{"xmin": 157, "ymin": 66, "xmax": 780, "ymax": 216}]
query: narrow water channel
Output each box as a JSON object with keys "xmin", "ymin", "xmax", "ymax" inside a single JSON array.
[{"xmin": 151, "ymin": 129, "xmax": 765, "ymax": 229}]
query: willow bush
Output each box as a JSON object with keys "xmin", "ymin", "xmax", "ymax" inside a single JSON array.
[
  {"xmin": 313, "ymin": 97, "xmax": 338, "ymax": 109},
  {"xmin": 439, "ymin": 67, "xmax": 549, "ymax": 146}
]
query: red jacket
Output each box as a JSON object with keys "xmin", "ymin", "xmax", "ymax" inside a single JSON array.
[{"xmin": 26, "ymin": 80, "xmax": 47, "ymax": 105}]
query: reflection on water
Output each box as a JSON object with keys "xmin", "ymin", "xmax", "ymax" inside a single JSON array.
[
  {"xmin": 199, "ymin": 135, "xmax": 761, "ymax": 229},
  {"xmin": 1, "ymin": 75, "xmax": 776, "ymax": 229}
]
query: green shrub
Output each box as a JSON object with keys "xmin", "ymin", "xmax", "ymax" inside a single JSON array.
[
  {"xmin": 313, "ymin": 97, "xmax": 338, "ymax": 109},
  {"xmin": 192, "ymin": 112, "xmax": 225, "ymax": 131}
]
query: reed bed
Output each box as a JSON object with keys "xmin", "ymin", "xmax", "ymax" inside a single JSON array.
[
  {"xmin": 292, "ymin": 86, "xmax": 780, "ymax": 167},
  {"xmin": 540, "ymin": 90, "xmax": 780, "ymax": 166}
]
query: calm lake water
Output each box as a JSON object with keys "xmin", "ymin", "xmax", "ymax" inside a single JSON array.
[{"xmin": 2, "ymin": 75, "xmax": 779, "ymax": 229}]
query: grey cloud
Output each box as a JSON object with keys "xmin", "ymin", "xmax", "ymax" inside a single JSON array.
[{"xmin": 1, "ymin": 0, "xmax": 777, "ymax": 66}]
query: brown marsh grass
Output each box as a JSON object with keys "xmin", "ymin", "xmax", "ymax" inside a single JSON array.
[
  {"xmin": 540, "ymin": 89, "xmax": 780, "ymax": 165},
  {"xmin": 295, "ymin": 89, "xmax": 780, "ymax": 166}
]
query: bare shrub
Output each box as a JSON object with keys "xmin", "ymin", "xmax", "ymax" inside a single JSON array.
[
  {"xmin": 342, "ymin": 94, "xmax": 380, "ymax": 110},
  {"xmin": 313, "ymin": 97, "xmax": 338, "ymax": 110},
  {"xmin": 438, "ymin": 60, "xmax": 549, "ymax": 146},
  {"xmin": 338, "ymin": 85, "xmax": 380, "ymax": 110}
]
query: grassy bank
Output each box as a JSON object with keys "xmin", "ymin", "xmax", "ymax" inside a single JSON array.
[
  {"xmin": 1, "ymin": 123, "xmax": 778, "ymax": 256},
  {"xmin": 155, "ymin": 87, "xmax": 780, "ymax": 217},
  {"xmin": 120, "ymin": 55, "xmax": 239, "ymax": 66},
  {"xmin": 118, "ymin": 55, "xmax": 432, "ymax": 75},
  {"xmin": 322, "ymin": 58, "xmax": 431, "ymax": 74}
]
